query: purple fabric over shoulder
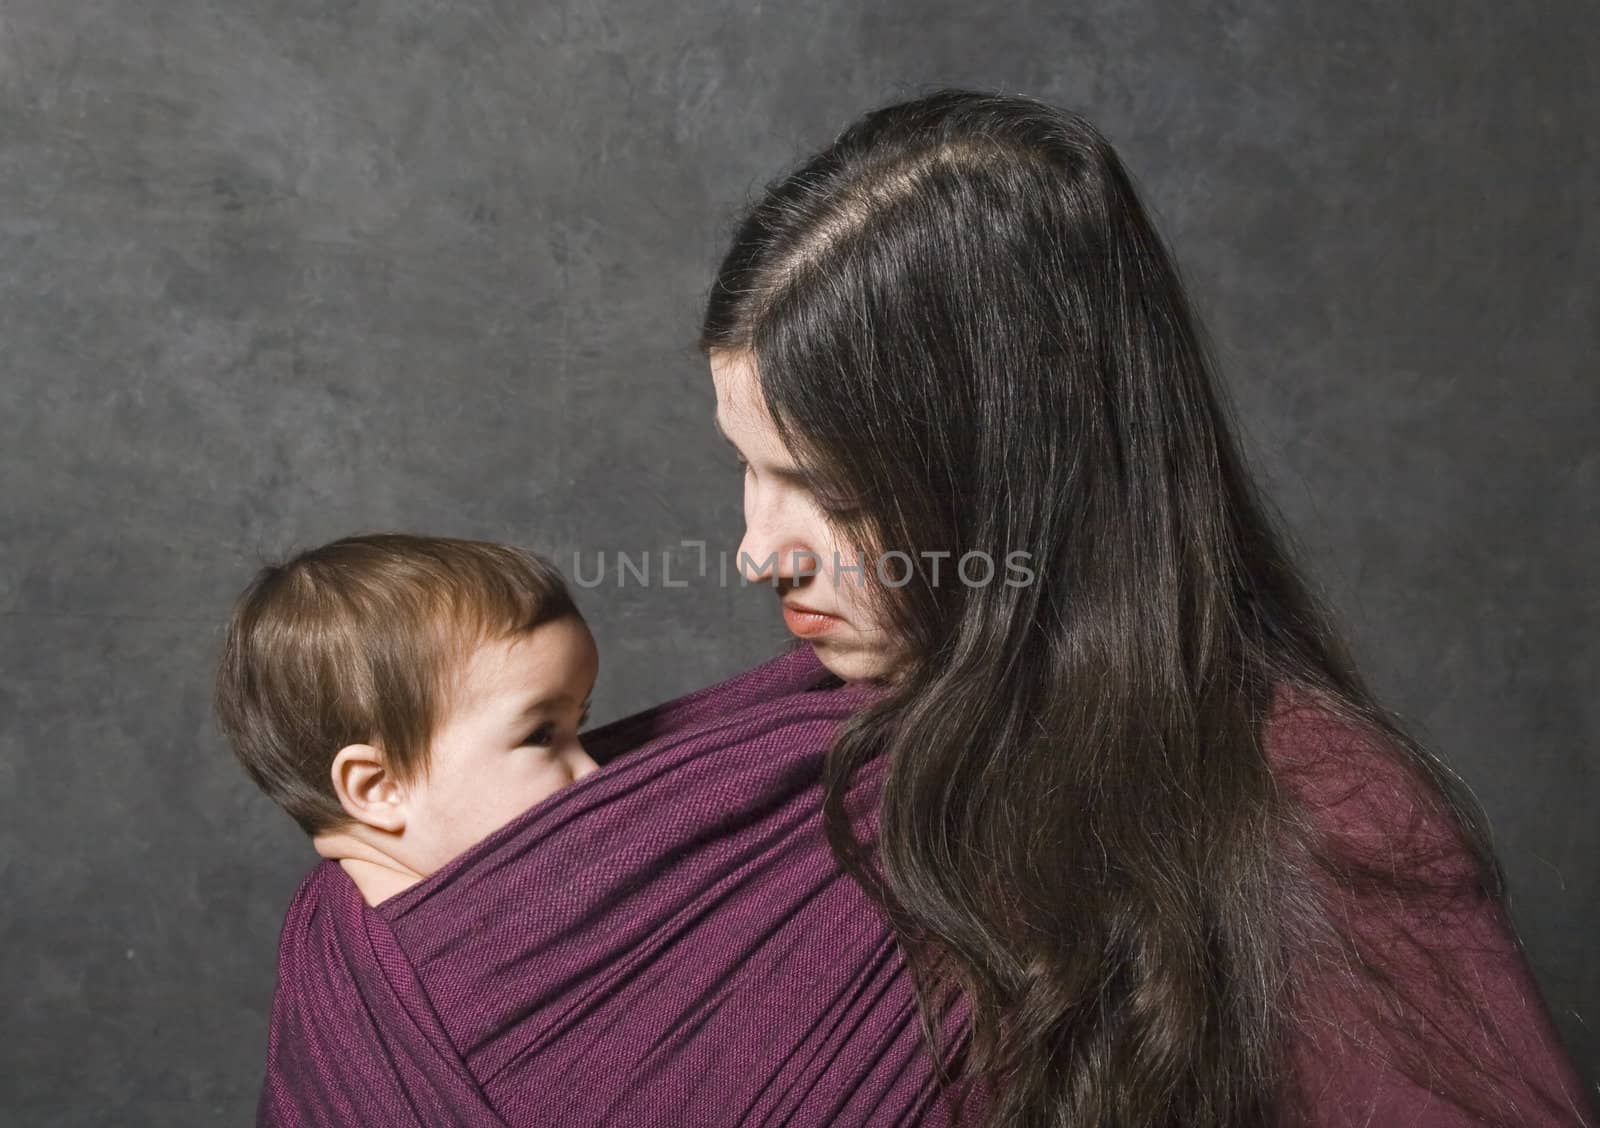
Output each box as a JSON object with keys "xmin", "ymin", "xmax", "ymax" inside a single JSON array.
[{"xmin": 257, "ymin": 642, "xmax": 985, "ymax": 1127}]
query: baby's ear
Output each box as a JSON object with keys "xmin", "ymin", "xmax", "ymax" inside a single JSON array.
[{"xmin": 330, "ymin": 744, "xmax": 406, "ymax": 833}]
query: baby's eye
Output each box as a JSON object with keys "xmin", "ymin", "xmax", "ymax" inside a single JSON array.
[{"xmin": 522, "ymin": 722, "xmax": 556, "ymax": 748}]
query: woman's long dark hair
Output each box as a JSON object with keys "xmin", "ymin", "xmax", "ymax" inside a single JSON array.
[{"xmin": 701, "ymin": 90, "xmax": 1564, "ymax": 1126}]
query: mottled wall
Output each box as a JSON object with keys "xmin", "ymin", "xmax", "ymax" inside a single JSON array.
[{"xmin": 1, "ymin": 1, "xmax": 1593, "ymax": 1122}]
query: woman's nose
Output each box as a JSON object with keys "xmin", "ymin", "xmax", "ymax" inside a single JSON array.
[
  {"xmin": 738, "ymin": 492, "xmax": 782, "ymax": 583},
  {"xmin": 738, "ymin": 521, "xmax": 816, "ymax": 585},
  {"xmin": 739, "ymin": 483, "xmax": 822, "ymax": 585},
  {"xmin": 737, "ymin": 524, "xmax": 777, "ymax": 583}
]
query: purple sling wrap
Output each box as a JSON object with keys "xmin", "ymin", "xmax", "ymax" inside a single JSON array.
[{"xmin": 257, "ymin": 643, "xmax": 983, "ymax": 1126}]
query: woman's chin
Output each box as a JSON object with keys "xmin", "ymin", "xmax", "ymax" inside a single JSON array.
[{"xmin": 808, "ymin": 639, "xmax": 901, "ymax": 685}]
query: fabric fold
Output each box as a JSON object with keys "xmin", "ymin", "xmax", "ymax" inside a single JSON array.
[{"xmin": 258, "ymin": 642, "xmax": 981, "ymax": 1127}]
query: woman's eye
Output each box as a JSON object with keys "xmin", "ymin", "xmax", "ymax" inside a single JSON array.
[
  {"xmin": 523, "ymin": 723, "xmax": 556, "ymax": 747},
  {"xmin": 811, "ymin": 490, "xmax": 862, "ymax": 519}
]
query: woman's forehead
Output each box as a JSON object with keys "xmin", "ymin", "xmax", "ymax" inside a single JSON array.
[
  {"xmin": 709, "ymin": 350, "xmax": 774, "ymax": 438},
  {"xmin": 708, "ymin": 348, "xmax": 757, "ymax": 402}
]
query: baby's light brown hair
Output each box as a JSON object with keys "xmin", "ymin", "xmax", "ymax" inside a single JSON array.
[{"xmin": 214, "ymin": 532, "xmax": 579, "ymax": 835}]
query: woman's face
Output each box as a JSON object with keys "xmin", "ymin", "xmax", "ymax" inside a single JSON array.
[{"xmin": 709, "ymin": 349, "xmax": 905, "ymax": 683}]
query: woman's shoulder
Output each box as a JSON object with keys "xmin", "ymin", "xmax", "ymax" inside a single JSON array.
[
  {"xmin": 1259, "ymin": 682, "xmax": 1484, "ymax": 886},
  {"xmin": 1259, "ymin": 684, "xmax": 1597, "ymax": 1127},
  {"xmin": 1259, "ymin": 681, "xmax": 1442, "ymax": 812}
]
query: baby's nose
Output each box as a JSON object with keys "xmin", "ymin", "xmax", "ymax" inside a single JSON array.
[{"xmin": 570, "ymin": 744, "xmax": 600, "ymax": 781}]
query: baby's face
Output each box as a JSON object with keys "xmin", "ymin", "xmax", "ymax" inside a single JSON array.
[{"xmin": 401, "ymin": 615, "xmax": 600, "ymax": 874}]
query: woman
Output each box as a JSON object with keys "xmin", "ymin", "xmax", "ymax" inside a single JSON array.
[
  {"xmin": 264, "ymin": 89, "xmax": 1592, "ymax": 1127},
  {"xmin": 698, "ymin": 89, "xmax": 1592, "ymax": 1126}
]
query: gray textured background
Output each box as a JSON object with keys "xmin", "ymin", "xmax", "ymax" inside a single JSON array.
[{"xmin": 1, "ymin": 1, "xmax": 1595, "ymax": 1122}]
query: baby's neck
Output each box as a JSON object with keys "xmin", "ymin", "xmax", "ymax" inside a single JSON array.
[{"xmin": 312, "ymin": 829, "xmax": 425, "ymax": 907}]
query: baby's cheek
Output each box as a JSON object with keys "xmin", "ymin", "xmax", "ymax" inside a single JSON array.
[
  {"xmin": 497, "ymin": 763, "xmax": 555, "ymax": 814},
  {"xmin": 520, "ymin": 762, "xmax": 568, "ymax": 805}
]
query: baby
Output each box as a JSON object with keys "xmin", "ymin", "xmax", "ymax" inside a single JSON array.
[{"xmin": 215, "ymin": 532, "xmax": 600, "ymax": 906}]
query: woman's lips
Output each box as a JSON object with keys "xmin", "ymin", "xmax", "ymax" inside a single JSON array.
[{"xmin": 781, "ymin": 603, "xmax": 840, "ymax": 638}]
